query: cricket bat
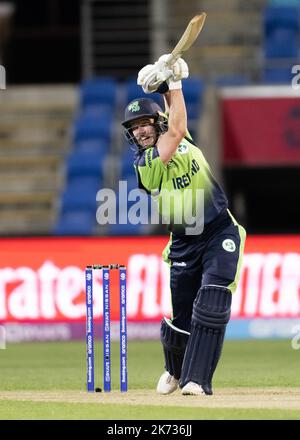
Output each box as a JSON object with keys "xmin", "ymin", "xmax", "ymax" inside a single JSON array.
[
  {"xmin": 150, "ymin": 13, "xmax": 207, "ymax": 89},
  {"xmin": 166, "ymin": 13, "xmax": 207, "ymax": 68}
]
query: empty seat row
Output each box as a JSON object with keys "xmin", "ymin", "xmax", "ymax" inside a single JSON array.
[{"xmin": 263, "ymin": 5, "xmax": 300, "ymax": 83}]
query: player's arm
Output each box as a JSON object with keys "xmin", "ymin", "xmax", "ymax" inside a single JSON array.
[
  {"xmin": 137, "ymin": 55, "xmax": 189, "ymax": 164},
  {"xmin": 163, "ymin": 91, "xmax": 170, "ymax": 113},
  {"xmin": 157, "ymin": 89, "xmax": 187, "ymax": 164}
]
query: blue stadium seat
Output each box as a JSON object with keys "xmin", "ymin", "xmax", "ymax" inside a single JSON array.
[
  {"xmin": 263, "ymin": 67, "xmax": 293, "ymax": 83},
  {"xmin": 77, "ymin": 103, "xmax": 113, "ymax": 118},
  {"xmin": 73, "ymin": 139, "xmax": 109, "ymax": 154},
  {"xmin": 182, "ymin": 77, "xmax": 205, "ymax": 120},
  {"xmin": 120, "ymin": 150, "xmax": 135, "ymax": 179},
  {"xmin": 124, "ymin": 175, "xmax": 139, "ymax": 191},
  {"xmin": 264, "ymin": 5, "xmax": 300, "ymax": 31},
  {"xmin": 215, "ymin": 74, "xmax": 251, "ymax": 87},
  {"xmin": 80, "ymin": 77, "xmax": 117, "ymax": 109},
  {"xmin": 264, "ymin": 6, "xmax": 300, "ymax": 58},
  {"xmin": 73, "ymin": 114, "xmax": 112, "ymax": 143},
  {"xmin": 53, "ymin": 211, "xmax": 95, "ymax": 236},
  {"xmin": 66, "ymin": 151, "xmax": 104, "ymax": 179},
  {"xmin": 265, "ymin": 28, "xmax": 299, "ymax": 58},
  {"xmin": 67, "ymin": 176, "xmax": 101, "ymax": 188},
  {"xmin": 61, "ymin": 186, "xmax": 99, "ymax": 215},
  {"xmin": 60, "ymin": 178, "xmax": 101, "ymax": 213},
  {"xmin": 270, "ymin": 0, "xmax": 300, "ymax": 5}
]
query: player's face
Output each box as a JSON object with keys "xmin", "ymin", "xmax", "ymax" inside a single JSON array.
[{"xmin": 131, "ymin": 118, "xmax": 157, "ymax": 148}]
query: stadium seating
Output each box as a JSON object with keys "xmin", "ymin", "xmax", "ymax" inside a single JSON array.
[
  {"xmin": 120, "ymin": 149, "xmax": 136, "ymax": 179},
  {"xmin": 73, "ymin": 138, "xmax": 108, "ymax": 154},
  {"xmin": 76, "ymin": 103, "xmax": 113, "ymax": 119},
  {"xmin": 264, "ymin": 6, "xmax": 300, "ymax": 59},
  {"xmin": 182, "ymin": 77, "xmax": 205, "ymax": 120},
  {"xmin": 73, "ymin": 113, "xmax": 112, "ymax": 144},
  {"xmin": 263, "ymin": 67, "xmax": 294, "ymax": 84},
  {"xmin": 53, "ymin": 179, "xmax": 100, "ymax": 235},
  {"xmin": 54, "ymin": 76, "xmax": 115, "ymax": 237},
  {"xmin": 80, "ymin": 77, "xmax": 117, "ymax": 110},
  {"xmin": 66, "ymin": 150, "xmax": 103, "ymax": 179},
  {"xmin": 53, "ymin": 210, "xmax": 96, "ymax": 235},
  {"xmin": 263, "ymin": 5, "xmax": 300, "ymax": 83},
  {"xmin": 215, "ymin": 74, "xmax": 252, "ymax": 87},
  {"xmin": 269, "ymin": 0, "xmax": 300, "ymax": 6},
  {"xmin": 60, "ymin": 177, "xmax": 101, "ymax": 213},
  {"xmin": 265, "ymin": 28, "xmax": 299, "ymax": 58}
]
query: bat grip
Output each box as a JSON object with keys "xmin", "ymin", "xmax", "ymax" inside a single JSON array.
[{"xmin": 166, "ymin": 53, "xmax": 180, "ymax": 68}]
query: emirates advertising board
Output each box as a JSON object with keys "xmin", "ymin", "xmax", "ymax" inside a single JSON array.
[{"xmin": 0, "ymin": 236, "xmax": 299, "ymax": 342}]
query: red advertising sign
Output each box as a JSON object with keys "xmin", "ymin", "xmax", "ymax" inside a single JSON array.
[
  {"xmin": 220, "ymin": 87, "xmax": 300, "ymax": 165},
  {"xmin": 233, "ymin": 235, "xmax": 300, "ymax": 318},
  {"xmin": 0, "ymin": 236, "xmax": 299, "ymax": 322}
]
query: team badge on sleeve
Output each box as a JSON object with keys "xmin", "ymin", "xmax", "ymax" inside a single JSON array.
[{"xmin": 222, "ymin": 239, "xmax": 236, "ymax": 252}]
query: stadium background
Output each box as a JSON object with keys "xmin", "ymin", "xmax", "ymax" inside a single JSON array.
[{"xmin": 0, "ymin": 0, "xmax": 300, "ymax": 421}]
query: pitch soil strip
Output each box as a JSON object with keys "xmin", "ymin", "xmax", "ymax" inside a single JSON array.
[{"xmin": 0, "ymin": 388, "xmax": 300, "ymax": 409}]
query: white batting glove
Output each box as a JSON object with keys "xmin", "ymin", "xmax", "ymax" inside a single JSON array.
[
  {"xmin": 137, "ymin": 55, "xmax": 189, "ymax": 93},
  {"xmin": 155, "ymin": 54, "xmax": 189, "ymax": 81},
  {"xmin": 137, "ymin": 64, "xmax": 162, "ymax": 94}
]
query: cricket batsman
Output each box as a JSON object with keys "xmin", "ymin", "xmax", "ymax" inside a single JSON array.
[{"xmin": 122, "ymin": 55, "xmax": 246, "ymax": 395}]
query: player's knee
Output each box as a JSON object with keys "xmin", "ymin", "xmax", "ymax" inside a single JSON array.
[{"xmin": 192, "ymin": 285, "xmax": 232, "ymax": 329}]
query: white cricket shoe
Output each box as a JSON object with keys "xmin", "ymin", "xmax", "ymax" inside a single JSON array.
[
  {"xmin": 181, "ymin": 381, "xmax": 206, "ymax": 396},
  {"xmin": 156, "ymin": 371, "xmax": 179, "ymax": 395}
]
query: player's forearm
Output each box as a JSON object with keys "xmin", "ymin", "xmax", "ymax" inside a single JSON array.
[
  {"xmin": 157, "ymin": 89, "xmax": 187, "ymax": 164},
  {"xmin": 163, "ymin": 92, "xmax": 171, "ymax": 113},
  {"xmin": 168, "ymin": 89, "xmax": 187, "ymax": 137}
]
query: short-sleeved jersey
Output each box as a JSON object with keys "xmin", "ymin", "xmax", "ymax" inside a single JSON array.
[{"xmin": 134, "ymin": 136, "xmax": 228, "ymax": 236}]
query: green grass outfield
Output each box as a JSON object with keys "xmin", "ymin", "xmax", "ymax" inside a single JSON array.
[{"xmin": 0, "ymin": 339, "xmax": 299, "ymax": 420}]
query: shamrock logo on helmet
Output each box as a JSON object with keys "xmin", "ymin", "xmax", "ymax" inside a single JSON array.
[{"xmin": 128, "ymin": 101, "xmax": 140, "ymax": 112}]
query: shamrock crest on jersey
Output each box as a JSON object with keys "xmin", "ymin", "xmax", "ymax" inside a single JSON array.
[{"xmin": 177, "ymin": 143, "xmax": 189, "ymax": 154}]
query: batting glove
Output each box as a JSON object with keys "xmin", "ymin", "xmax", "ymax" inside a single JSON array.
[
  {"xmin": 156, "ymin": 54, "xmax": 189, "ymax": 81},
  {"xmin": 137, "ymin": 64, "xmax": 164, "ymax": 94},
  {"xmin": 154, "ymin": 54, "xmax": 189, "ymax": 91}
]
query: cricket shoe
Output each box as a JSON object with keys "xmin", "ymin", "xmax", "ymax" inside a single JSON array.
[
  {"xmin": 156, "ymin": 372, "xmax": 179, "ymax": 395},
  {"xmin": 181, "ymin": 381, "xmax": 206, "ymax": 396}
]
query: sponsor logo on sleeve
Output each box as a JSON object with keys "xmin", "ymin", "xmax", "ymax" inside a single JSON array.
[{"xmin": 146, "ymin": 149, "xmax": 152, "ymax": 168}]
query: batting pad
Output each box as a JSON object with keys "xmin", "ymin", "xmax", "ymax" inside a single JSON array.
[
  {"xmin": 179, "ymin": 286, "xmax": 232, "ymax": 394},
  {"xmin": 160, "ymin": 317, "xmax": 190, "ymax": 380}
]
